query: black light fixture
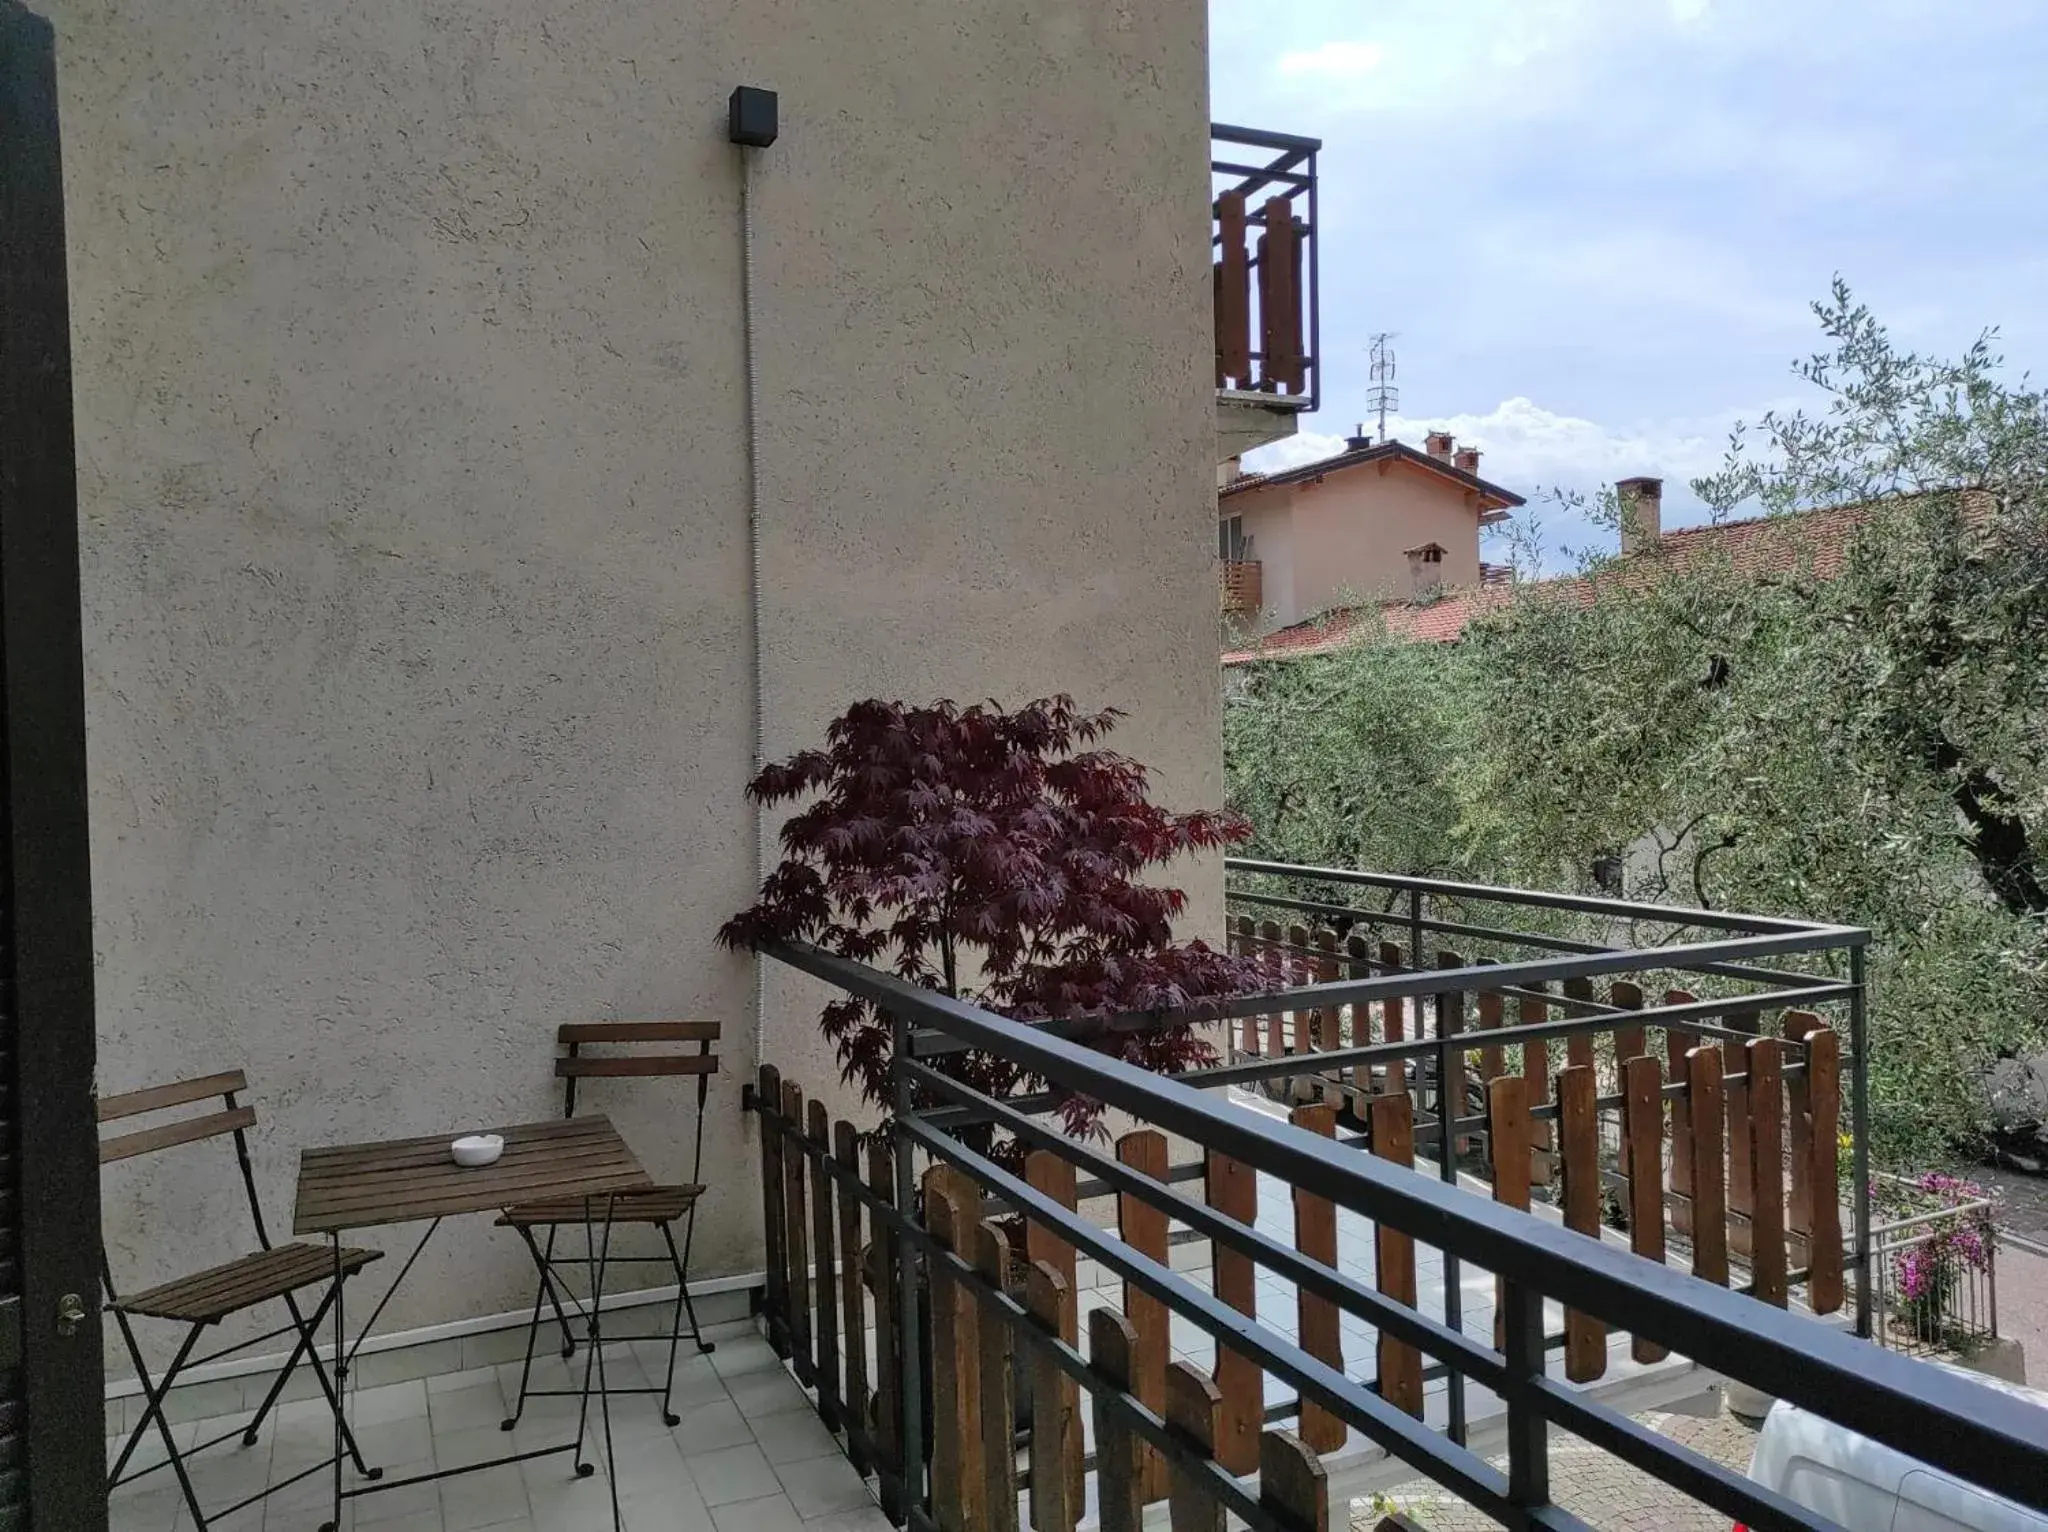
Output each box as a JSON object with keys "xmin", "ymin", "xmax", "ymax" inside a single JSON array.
[{"xmin": 728, "ymin": 85, "xmax": 778, "ymax": 148}]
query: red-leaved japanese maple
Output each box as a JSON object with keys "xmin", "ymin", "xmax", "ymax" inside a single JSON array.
[{"xmin": 717, "ymin": 696, "xmax": 1268, "ymax": 1141}]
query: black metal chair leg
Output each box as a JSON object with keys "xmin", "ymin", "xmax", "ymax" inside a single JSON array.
[
  {"xmin": 240, "ymin": 1298, "xmax": 323, "ymax": 1446},
  {"xmin": 655, "ymin": 1221, "xmax": 688, "ymax": 1425},
  {"xmin": 570, "ymin": 1210, "xmax": 603, "ymax": 1478},
  {"xmin": 675, "ymin": 1201, "xmax": 715, "ymax": 1356},
  {"xmin": 538, "ymin": 1221, "xmax": 577, "ymax": 1358},
  {"xmin": 501, "ymin": 1226, "xmax": 559, "ymax": 1432},
  {"xmin": 662, "ymin": 1217, "xmax": 714, "ymax": 1357},
  {"xmin": 261, "ymin": 1287, "xmax": 380, "ymax": 1478},
  {"xmin": 110, "ymin": 1319, "xmax": 210, "ymax": 1531}
]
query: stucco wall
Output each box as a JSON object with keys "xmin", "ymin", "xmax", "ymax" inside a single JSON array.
[
  {"xmin": 57, "ymin": 0, "xmax": 1218, "ymax": 1371},
  {"xmin": 1233, "ymin": 499, "xmax": 1297, "ymax": 635},
  {"xmin": 1229, "ymin": 464, "xmax": 1488, "ymax": 631}
]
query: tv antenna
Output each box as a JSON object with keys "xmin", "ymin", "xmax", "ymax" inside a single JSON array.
[{"xmin": 1367, "ymin": 333, "xmax": 1400, "ymax": 443}]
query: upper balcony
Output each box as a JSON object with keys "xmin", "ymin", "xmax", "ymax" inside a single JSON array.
[
  {"xmin": 1213, "ymin": 124, "xmax": 1322, "ymax": 463},
  {"xmin": 1219, "ymin": 557, "xmax": 1263, "ymax": 617}
]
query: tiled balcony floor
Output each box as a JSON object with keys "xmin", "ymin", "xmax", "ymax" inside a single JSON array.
[{"xmin": 107, "ymin": 1319, "xmax": 889, "ymax": 1532}]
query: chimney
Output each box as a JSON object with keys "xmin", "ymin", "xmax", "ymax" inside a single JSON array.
[
  {"xmin": 1453, "ymin": 446, "xmax": 1480, "ymax": 475},
  {"xmin": 1345, "ymin": 422, "xmax": 1373, "ymax": 451},
  {"xmin": 1424, "ymin": 431, "xmax": 1455, "ymax": 461},
  {"xmin": 1406, "ymin": 542, "xmax": 1447, "ymax": 599},
  {"xmin": 1616, "ymin": 476, "xmax": 1664, "ymax": 555}
]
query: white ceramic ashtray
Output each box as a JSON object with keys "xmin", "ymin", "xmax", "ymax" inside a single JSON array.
[{"xmin": 450, "ymin": 1133, "xmax": 505, "ymax": 1168}]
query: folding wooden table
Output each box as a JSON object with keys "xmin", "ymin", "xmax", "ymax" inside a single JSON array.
[{"xmin": 293, "ymin": 1115, "xmax": 654, "ymax": 1531}]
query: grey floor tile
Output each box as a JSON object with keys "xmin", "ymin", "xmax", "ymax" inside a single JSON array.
[
  {"xmin": 427, "ymin": 1366, "xmax": 502, "ymax": 1397},
  {"xmin": 351, "ymin": 1417, "xmax": 439, "ymax": 1473},
  {"xmin": 685, "ymin": 1443, "xmax": 782, "ymax": 1507},
  {"xmin": 433, "ymin": 1425, "xmax": 519, "ymax": 1473},
  {"xmin": 725, "ymin": 1369, "xmax": 809, "ymax": 1421},
  {"xmin": 749, "ymin": 1405, "xmax": 839, "ymax": 1466},
  {"xmin": 659, "ymin": 1355, "xmax": 739, "ymax": 1410},
  {"xmin": 708, "ymin": 1337, "xmax": 781, "ymax": 1379},
  {"xmin": 438, "ymin": 1463, "xmax": 530, "ymax": 1532},
  {"xmin": 430, "ymin": 1385, "xmax": 510, "ymax": 1436},
  {"xmin": 528, "ymin": 1473, "xmax": 632, "ymax": 1532},
  {"xmin": 499, "ymin": 1356, "xmax": 576, "ymax": 1400},
  {"xmin": 709, "ymin": 1491, "xmax": 807, "ymax": 1532},
  {"xmin": 601, "ymin": 1425, "xmax": 688, "ymax": 1489},
  {"xmin": 184, "ymin": 1435, "xmax": 276, "ymax": 1497},
  {"xmin": 197, "ymin": 1500, "xmax": 267, "ymax": 1532},
  {"xmin": 107, "ymin": 1482, "xmax": 187, "ymax": 1532},
  {"xmin": 351, "ymin": 1514, "xmax": 444, "ymax": 1532},
  {"xmin": 350, "ymin": 1380, "xmax": 431, "ymax": 1428},
  {"xmin": 353, "ymin": 1460, "xmax": 444, "ymax": 1526},
  {"xmin": 771, "ymin": 1453, "xmax": 870, "ymax": 1519},
  {"xmin": 623, "ymin": 1489, "xmax": 721, "ymax": 1532},
  {"xmin": 800, "ymin": 1508, "xmax": 896, "ymax": 1532},
  {"xmin": 672, "ymin": 1398, "xmax": 756, "ymax": 1456},
  {"xmin": 612, "ymin": 1442, "xmax": 711, "ymax": 1521}
]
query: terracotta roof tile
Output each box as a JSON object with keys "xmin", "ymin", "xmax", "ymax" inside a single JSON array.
[
  {"xmin": 1221, "ymin": 496, "xmax": 1954, "ymax": 666},
  {"xmin": 1221, "ymin": 438, "xmax": 1526, "ymax": 510}
]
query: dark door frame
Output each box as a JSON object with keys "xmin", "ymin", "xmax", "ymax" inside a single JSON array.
[{"xmin": 0, "ymin": 2, "xmax": 110, "ymax": 1524}]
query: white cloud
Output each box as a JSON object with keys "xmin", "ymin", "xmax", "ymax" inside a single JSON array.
[
  {"xmin": 1241, "ymin": 397, "xmax": 1795, "ymax": 570},
  {"xmin": 1247, "ymin": 397, "xmax": 1739, "ymax": 492},
  {"xmin": 1276, "ymin": 39, "xmax": 1387, "ymax": 79}
]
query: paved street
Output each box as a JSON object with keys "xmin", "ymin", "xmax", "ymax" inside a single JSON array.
[{"xmin": 1357, "ymin": 1405, "xmax": 1760, "ymax": 1532}]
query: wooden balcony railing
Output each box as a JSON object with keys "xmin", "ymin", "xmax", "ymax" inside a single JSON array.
[
  {"xmin": 1219, "ymin": 559, "xmax": 1262, "ymax": 616},
  {"xmin": 1214, "ymin": 124, "xmax": 1320, "ymax": 410}
]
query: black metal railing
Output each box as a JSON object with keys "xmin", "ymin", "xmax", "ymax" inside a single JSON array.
[
  {"xmin": 1219, "ymin": 859, "xmax": 1876, "ymax": 1336},
  {"xmin": 1213, "ymin": 125, "xmax": 1320, "ymax": 413},
  {"xmin": 746, "ymin": 863, "xmax": 2048, "ymax": 1532}
]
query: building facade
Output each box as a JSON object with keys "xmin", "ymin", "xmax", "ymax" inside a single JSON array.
[
  {"xmin": 57, "ymin": 0, "xmax": 1230, "ymax": 1363},
  {"xmin": 1220, "ymin": 430, "xmax": 1523, "ymax": 634}
]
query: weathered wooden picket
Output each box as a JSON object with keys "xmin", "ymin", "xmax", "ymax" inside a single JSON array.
[
  {"xmin": 748, "ymin": 1069, "xmax": 1345, "ymax": 1532},
  {"xmin": 1223, "ymin": 916, "xmax": 1848, "ymax": 1326}
]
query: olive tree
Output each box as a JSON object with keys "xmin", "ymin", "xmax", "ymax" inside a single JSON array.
[{"xmin": 1225, "ymin": 284, "xmax": 2048, "ymax": 1164}]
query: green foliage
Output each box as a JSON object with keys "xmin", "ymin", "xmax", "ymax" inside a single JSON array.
[{"xmin": 1224, "ymin": 283, "xmax": 2048, "ymax": 1166}]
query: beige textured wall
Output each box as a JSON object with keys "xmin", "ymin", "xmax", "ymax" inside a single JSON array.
[
  {"xmin": 58, "ymin": 0, "xmax": 1218, "ymax": 1369},
  {"xmin": 1235, "ymin": 497, "xmax": 1297, "ymax": 630},
  {"xmin": 1231, "ymin": 466, "xmax": 1486, "ymax": 630}
]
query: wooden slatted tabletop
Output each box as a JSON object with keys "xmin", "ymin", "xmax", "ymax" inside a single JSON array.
[{"xmin": 292, "ymin": 1115, "xmax": 653, "ymax": 1235}]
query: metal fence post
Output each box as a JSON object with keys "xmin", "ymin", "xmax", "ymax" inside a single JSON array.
[
  {"xmin": 1849, "ymin": 943, "xmax": 1873, "ymax": 1339},
  {"xmin": 891, "ymin": 1007, "xmax": 926, "ymax": 1518},
  {"xmin": 1406, "ymin": 888, "xmax": 1424, "ymax": 980},
  {"xmin": 1502, "ymin": 1278, "xmax": 1549, "ymax": 1518},
  {"xmin": 1437, "ymin": 968, "xmax": 1466, "ymax": 1446}
]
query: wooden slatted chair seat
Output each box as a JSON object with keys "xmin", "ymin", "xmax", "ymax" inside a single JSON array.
[
  {"xmin": 117, "ymin": 1242, "xmax": 382, "ymax": 1324},
  {"xmin": 496, "ymin": 1183, "xmax": 702, "ymax": 1229}
]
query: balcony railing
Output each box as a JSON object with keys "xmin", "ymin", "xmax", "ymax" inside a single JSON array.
[
  {"xmin": 1220, "ymin": 558, "xmax": 1263, "ymax": 616},
  {"xmin": 1214, "ymin": 124, "xmax": 1320, "ymax": 413},
  {"xmin": 741, "ymin": 860, "xmax": 2048, "ymax": 1532},
  {"xmin": 1866, "ymin": 1173, "xmax": 2000, "ymax": 1359}
]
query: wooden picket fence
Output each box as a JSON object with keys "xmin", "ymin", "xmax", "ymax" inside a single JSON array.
[
  {"xmin": 1224, "ymin": 916, "xmax": 1848, "ymax": 1327},
  {"xmin": 750, "ymin": 1067, "xmax": 1355, "ymax": 1532},
  {"xmin": 747, "ymin": 935, "xmax": 1845, "ymax": 1532}
]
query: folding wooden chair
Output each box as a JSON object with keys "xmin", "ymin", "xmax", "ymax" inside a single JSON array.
[
  {"xmin": 99, "ymin": 1070, "xmax": 384, "ymax": 1528},
  {"xmin": 497, "ymin": 1021, "xmax": 719, "ymax": 1430}
]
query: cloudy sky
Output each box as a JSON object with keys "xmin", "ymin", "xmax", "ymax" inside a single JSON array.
[{"xmin": 1212, "ymin": 0, "xmax": 2048, "ymax": 561}]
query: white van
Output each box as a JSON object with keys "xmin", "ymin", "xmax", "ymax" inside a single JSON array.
[{"xmin": 1743, "ymin": 1366, "xmax": 2048, "ymax": 1531}]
